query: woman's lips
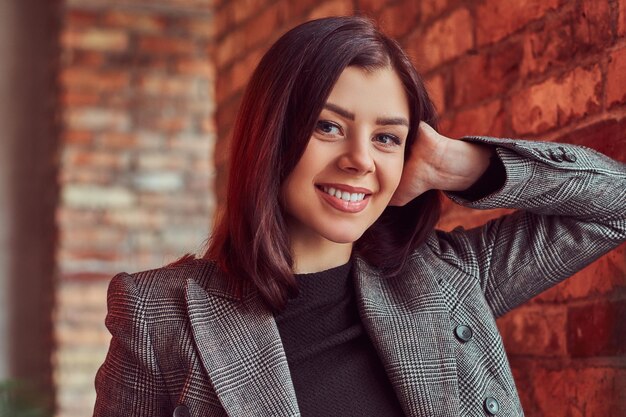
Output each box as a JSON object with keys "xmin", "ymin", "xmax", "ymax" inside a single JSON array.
[
  {"xmin": 315, "ymin": 186, "xmax": 370, "ymax": 213},
  {"xmin": 315, "ymin": 183, "xmax": 373, "ymax": 194}
]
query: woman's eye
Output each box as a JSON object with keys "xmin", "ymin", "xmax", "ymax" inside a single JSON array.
[
  {"xmin": 316, "ymin": 120, "xmax": 342, "ymax": 136},
  {"xmin": 375, "ymin": 134, "xmax": 401, "ymax": 147}
]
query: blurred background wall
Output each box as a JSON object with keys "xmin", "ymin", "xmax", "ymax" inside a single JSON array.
[
  {"xmin": 0, "ymin": 0, "xmax": 623, "ymax": 416},
  {"xmin": 55, "ymin": 0, "xmax": 215, "ymax": 415}
]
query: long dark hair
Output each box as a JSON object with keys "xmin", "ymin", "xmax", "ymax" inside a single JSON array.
[{"xmin": 202, "ymin": 16, "xmax": 440, "ymax": 313}]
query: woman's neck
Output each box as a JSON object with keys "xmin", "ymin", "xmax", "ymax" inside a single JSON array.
[{"xmin": 290, "ymin": 238, "xmax": 353, "ymax": 274}]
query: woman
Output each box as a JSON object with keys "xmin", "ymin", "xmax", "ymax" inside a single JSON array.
[{"xmin": 93, "ymin": 16, "xmax": 626, "ymax": 417}]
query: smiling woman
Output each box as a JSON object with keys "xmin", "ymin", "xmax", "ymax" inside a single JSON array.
[
  {"xmin": 281, "ymin": 67, "xmax": 411, "ymax": 273},
  {"xmin": 93, "ymin": 15, "xmax": 626, "ymax": 417}
]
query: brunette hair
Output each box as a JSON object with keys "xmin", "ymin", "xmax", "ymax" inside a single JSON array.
[{"xmin": 202, "ymin": 16, "xmax": 440, "ymax": 313}]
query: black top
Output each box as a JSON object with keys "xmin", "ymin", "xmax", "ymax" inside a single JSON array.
[{"xmin": 274, "ymin": 260, "xmax": 405, "ymax": 417}]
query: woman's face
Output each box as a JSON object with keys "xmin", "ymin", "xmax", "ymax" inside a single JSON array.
[{"xmin": 281, "ymin": 65, "xmax": 410, "ymax": 248}]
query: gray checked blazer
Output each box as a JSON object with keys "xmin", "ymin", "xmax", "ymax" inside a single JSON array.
[{"xmin": 94, "ymin": 136, "xmax": 626, "ymax": 417}]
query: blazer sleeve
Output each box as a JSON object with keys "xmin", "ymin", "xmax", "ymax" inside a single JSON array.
[
  {"xmin": 427, "ymin": 136, "xmax": 626, "ymax": 318},
  {"xmin": 93, "ymin": 272, "xmax": 171, "ymax": 416}
]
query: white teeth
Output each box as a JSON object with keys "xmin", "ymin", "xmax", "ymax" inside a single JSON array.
[{"xmin": 320, "ymin": 186, "xmax": 365, "ymax": 202}]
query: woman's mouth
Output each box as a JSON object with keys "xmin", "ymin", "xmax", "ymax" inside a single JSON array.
[
  {"xmin": 314, "ymin": 184, "xmax": 371, "ymax": 213},
  {"xmin": 319, "ymin": 185, "xmax": 366, "ymax": 202}
]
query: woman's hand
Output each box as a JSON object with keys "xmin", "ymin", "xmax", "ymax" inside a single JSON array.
[{"xmin": 389, "ymin": 122, "xmax": 495, "ymax": 206}]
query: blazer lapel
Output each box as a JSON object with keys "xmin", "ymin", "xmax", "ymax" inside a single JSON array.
[
  {"xmin": 352, "ymin": 254, "xmax": 460, "ymax": 417},
  {"xmin": 185, "ymin": 267, "xmax": 300, "ymax": 417}
]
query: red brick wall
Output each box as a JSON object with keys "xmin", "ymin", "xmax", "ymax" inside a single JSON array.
[
  {"xmin": 215, "ymin": 0, "xmax": 626, "ymax": 415},
  {"xmin": 56, "ymin": 3, "xmax": 214, "ymax": 416}
]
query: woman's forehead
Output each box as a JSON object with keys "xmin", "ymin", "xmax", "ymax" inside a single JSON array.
[{"xmin": 324, "ymin": 66, "xmax": 410, "ymax": 122}]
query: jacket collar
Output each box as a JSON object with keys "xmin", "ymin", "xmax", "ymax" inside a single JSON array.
[
  {"xmin": 185, "ymin": 255, "xmax": 459, "ymax": 417},
  {"xmin": 352, "ymin": 255, "xmax": 460, "ymax": 417}
]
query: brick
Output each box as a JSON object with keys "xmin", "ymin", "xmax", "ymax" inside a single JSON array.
[
  {"xmin": 64, "ymin": 149, "xmax": 130, "ymax": 170},
  {"xmin": 216, "ymin": 70, "xmax": 234, "ymax": 105},
  {"xmin": 136, "ymin": 153, "xmax": 189, "ymax": 171},
  {"xmin": 214, "ymin": 2, "xmax": 236, "ymax": 39},
  {"xmin": 529, "ymin": 232, "xmax": 625, "ymax": 307},
  {"xmin": 425, "ymin": 73, "xmax": 445, "ymax": 113},
  {"xmin": 65, "ymin": 50, "xmax": 106, "ymax": 67},
  {"xmin": 408, "ymin": 8, "xmax": 473, "ymax": 71},
  {"xmin": 421, "ymin": 0, "xmax": 448, "ymax": 21},
  {"xmin": 230, "ymin": 48, "xmax": 263, "ymax": 95},
  {"xmin": 62, "ymin": 28, "xmax": 129, "ymax": 52},
  {"xmin": 60, "ymin": 228, "xmax": 127, "ymax": 252},
  {"xmin": 452, "ymin": 41, "xmax": 523, "ymax": 107},
  {"xmin": 607, "ymin": 47, "xmax": 626, "ymax": 107},
  {"xmin": 356, "ymin": 0, "xmax": 390, "ymax": 14},
  {"xmin": 559, "ymin": 118, "xmax": 626, "ymax": 161},
  {"xmin": 56, "ymin": 344, "xmax": 110, "ymax": 366},
  {"xmin": 231, "ymin": 0, "xmax": 270, "ymax": 26},
  {"xmin": 135, "ymin": 131, "xmax": 167, "ymax": 149},
  {"xmin": 378, "ymin": 0, "xmax": 421, "ymax": 39},
  {"xmin": 153, "ymin": 116, "xmax": 190, "ymax": 132},
  {"xmin": 139, "ymin": 75, "xmax": 197, "ymax": 96},
  {"xmin": 201, "ymin": 116, "xmax": 217, "ymax": 134},
  {"xmin": 279, "ymin": 0, "xmax": 315, "ymax": 24},
  {"xmin": 215, "ymin": 30, "xmax": 246, "ymax": 69},
  {"xmin": 497, "ymin": 305, "xmax": 567, "ymax": 356},
  {"xmin": 99, "ymin": 132, "xmax": 138, "ymax": 149},
  {"xmin": 520, "ymin": 15, "xmax": 574, "ymax": 77},
  {"xmin": 60, "ymin": 272, "xmax": 115, "ymax": 282},
  {"xmin": 60, "ymin": 69, "xmax": 130, "ymax": 92},
  {"xmin": 476, "ymin": 0, "xmax": 560, "ymax": 46},
  {"xmin": 245, "ymin": 2, "xmax": 283, "ymax": 48},
  {"xmin": 65, "ymin": 10, "xmax": 100, "ymax": 28},
  {"xmin": 62, "ymin": 185, "xmax": 135, "ymax": 208},
  {"xmin": 216, "ymin": 94, "xmax": 241, "ymax": 137},
  {"xmin": 175, "ymin": 58, "xmax": 215, "ymax": 78},
  {"xmin": 510, "ymin": 65, "xmax": 601, "ymax": 135},
  {"xmin": 574, "ymin": 0, "xmax": 612, "ymax": 49},
  {"xmin": 56, "ymin": 207, "xmax": 101, "ymax": 227},
  {"xmin": 101, "ymin": 10, "xmax": 166, "ymax": 33},
  {"xmin": 61, "ymin": 91, "xmax": 100, "ymax": 107},
  {"xmin": 64, "ymin": 108, "xmax": 131, "ymax": 131},
  {"xmin": 57, "ymin": 276, "xmax": 111, "ymax": 308},
  {"xmin": 441, "ymin": 99, "xmax": 505, "ymax": 138},
  {"xmin": 60, "ymin": 247, "xmax": 119, "ymax": 264},
  {"xmin": 308, "ymin": 0, "xmax": 355, "ymax": 21},
  {"xmin": 103, "ymin": 209, "xmax": 167, "ymax": 228},
  {"xmin": 167, "ymin": 134, "xmax": 213, "ymax": 153},
  {"xmin": 59, "ymin": 169, "xmax": 115, "ymax": 186},
  {"xmin": 62, "ymin": 130, "xmax": 94, "ymax": 146},
  {"xmin": 568, "ymin": 300, "xmax": 626, "ymax": 357},
  {"xmin": 184, "ymin": 17, "xmax": 214, "ymax": 39},
  {"xmin": 138, "ymin": 36, "xmax": 196, "ymax": 55},
  {"xmin": 511, "ymin": 365, "xmax": 626, "ymax": 417}
]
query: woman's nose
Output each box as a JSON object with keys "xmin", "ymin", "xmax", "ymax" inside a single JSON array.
[{"xmin": 338, "ymin": 135, "xmax": 375, "ymax": 174}]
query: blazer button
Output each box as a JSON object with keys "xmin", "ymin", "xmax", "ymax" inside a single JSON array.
[
  {"xmin": 454, "ymin": 325, "xmax": 473, "ymax": 342},
  {"xmin": 173, "ymin": 405, "xmax": 191, "ymax": 417},
  {"xmin": 562, "ymin": 153, "xmax": 577, "ymax": 162},
  {"xmin": 558, "ymin": 146, "xmax": 577, "ymax": 162},
  {"xmin": 484, "ymin": 397, "xmax": 500, "ymax": 415},
  {"xmin": 548, "ymin": 149, "xmax": 564, "ymax": 162}
]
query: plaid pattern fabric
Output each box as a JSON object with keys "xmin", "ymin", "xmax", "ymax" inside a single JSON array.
[{"xmin": 94, "ymin": 136, "xmax": 626, "ymax": 417}]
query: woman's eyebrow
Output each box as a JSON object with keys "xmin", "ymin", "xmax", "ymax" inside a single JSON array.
[{"xmin": 324, "ymin": 102, "xmax": 409, "ymax": 127}]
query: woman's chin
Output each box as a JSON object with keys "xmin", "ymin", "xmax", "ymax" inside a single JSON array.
[{"xmin": 321, "ymin": 229, "xmax": 366, "ymax": 245}]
